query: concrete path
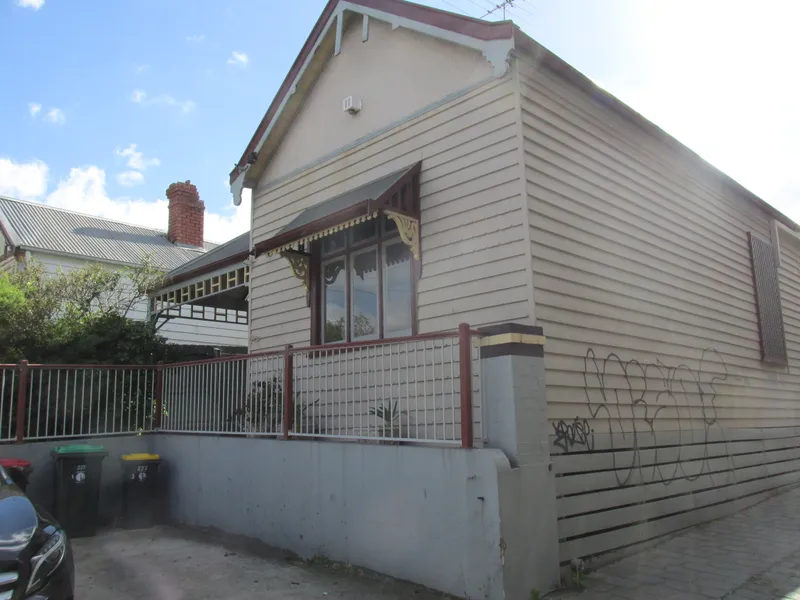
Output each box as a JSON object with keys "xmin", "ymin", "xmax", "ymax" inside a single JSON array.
[
  {"xmin": 71, "ymin": 526, "xmax": 454, "ymax": 599},
  {"xmin": 549, "ymin": 487, "xmax": 800, "ymax": 600}
]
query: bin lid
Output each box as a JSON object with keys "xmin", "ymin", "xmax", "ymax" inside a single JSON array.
[
  {"xmin": 0, "ymin": 458, "xmax": 30, "ymax": 468},
  {"xmin": 52, "ymin": 444, "xmax": 107, "ymax": 455},
  {"xmin": 121, "ymin": 453, "xmax": 160, "ymax": 461}
]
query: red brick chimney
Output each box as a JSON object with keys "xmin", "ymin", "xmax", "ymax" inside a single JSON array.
[{"xmin": 166, "ymin": 180, "xmax": 205, "ymax": 247}]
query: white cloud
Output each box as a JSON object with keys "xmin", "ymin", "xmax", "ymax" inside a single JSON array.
[
  {"xmin": 186, "ymin": 34, "xmax": 205, "ymax": 43},
  {"xmin": 16, "ymin": 0, "xmax": 44, "ymax": 10},
  {"xmin": 116, "ymin": 171, "xmax": 145, "ymax": 187},
  {"xmin": 44, "ymin": 108, "xmax": 65, "ymax": 125},
  {"xmin": 227, "ymin": 51, "xmax": 249, "ymax": 68},
  {"xmin": 135, "ymin": 64, "xmax": 149, "ymax": 74},
  {"xmin": 130, "ymin": 90, "xmax": 195, "ymax": 114},
  {"xmin": 2, "ymin": 158, "xmax": 249, "ymax": 244},
  {"xmin": 0, "ymin": 158, "xmax": 48, "ymax": 199},
  {"xmin": 114, "ymin": 144, "xmax": 160, "ymax": 171},
  {"xmin": 28, "ymin": 103, "xmax": 41, "ymax": 118}
]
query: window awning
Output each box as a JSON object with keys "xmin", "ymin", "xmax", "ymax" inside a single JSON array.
[{"xmin": 254, "ymin": 162, "xmax": 421, "ymax": 260}]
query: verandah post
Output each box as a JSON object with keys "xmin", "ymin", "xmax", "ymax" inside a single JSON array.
[
  {"xmin": 283, "ymin": 345, "xmax": 293, "ymax": 439},
  {"xmin": 15, "ymin": 360, "xmax": 28, "ymax": 443},
  {"xmin": 458, "ymin": 323, "xmax": 473, "ymax": 449}
]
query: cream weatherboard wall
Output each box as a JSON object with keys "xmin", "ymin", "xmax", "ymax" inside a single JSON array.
[
  {"xmin": 249, "ymin": 25, "xmax": 532, "ymax": 351},
  {"xmin": 519, "ymin": 57, "xmax": 799, "ymax": 430},
  {"xmin": 263, "ymin": 18, "xmax": 496, "ymax": 183},
  {"xmin": 517, "ymin": 56, "xmax": 800, "ymax": 564},
  {"xmin": 31, "ymin": 252, "xmax": 248, "ymax": 347}
]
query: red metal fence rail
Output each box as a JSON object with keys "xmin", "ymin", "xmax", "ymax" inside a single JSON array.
[{"xmin": 2, "ymin": 324, "xmax": 483, "ymax": 446}]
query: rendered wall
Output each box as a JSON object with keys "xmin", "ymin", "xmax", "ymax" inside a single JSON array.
[{"xmin": 154, "ymin": 435, "xmax": 509, "ymax": 600}]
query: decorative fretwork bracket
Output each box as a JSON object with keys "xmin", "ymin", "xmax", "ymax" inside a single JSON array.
[
  {"xmin": 282, "ymin": 250, "xmax": 311, "ymax": 290},
  {"xmin": 385, "ymin": 210, "xmax": 420, "ymax": 261}
]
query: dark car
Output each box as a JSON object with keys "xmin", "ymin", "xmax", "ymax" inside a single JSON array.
[{"xmin": 0, "ymin": 466, "xmax": 74, "ymax": 600}]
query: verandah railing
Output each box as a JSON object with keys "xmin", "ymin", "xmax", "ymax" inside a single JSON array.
[{"xmin": 1, "ymin": 324, "xmax": 482, "ymax": 447}]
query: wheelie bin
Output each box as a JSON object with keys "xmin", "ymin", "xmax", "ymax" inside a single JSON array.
[
  {"xmin": 52, "ymin": 444, "xmax": 108, "ymax": 537},
  {"xmin": 120, "ymin": 453, "xmax": 162, "ymax": 529},
  {"xmin": 0, "ymin": 458, "xmax": 32, "ymax": 491}
]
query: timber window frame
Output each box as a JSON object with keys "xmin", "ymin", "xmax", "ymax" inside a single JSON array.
[{"xmin": 310, "ymin": 216, "xmax": 417, "ymax": 345}]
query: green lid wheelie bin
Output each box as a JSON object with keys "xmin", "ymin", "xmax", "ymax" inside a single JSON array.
[
  {"xmin": 52, "ymin": 444, "xmax": 108, "ymax": 538},
  {"xmin": 120, "ymin": 453, "xmax": 162, "ymax": 529}
]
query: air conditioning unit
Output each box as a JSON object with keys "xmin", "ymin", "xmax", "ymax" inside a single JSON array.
[{"xmin": 343, "ymin": 96, "xmax": 362, "ymax": 114}]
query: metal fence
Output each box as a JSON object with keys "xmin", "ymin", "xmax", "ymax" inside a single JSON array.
[
  {"xmin": 289, "ymin": 332, "xmax": 481, "ymax": 444},
  {"xmin": 0, "ymin": 362, "xmax": 157, "ymax": 443},
  {"xmin": 161, "ymin": 324, "xmax": 482, "ymax": 447},
  {"xmin": 160, "ymin": 353, "xmax": 283, "ymax": 436},
  {"xmin": 24, "ymin": 366, "xmax": 157, "ymax": 440},
  {"xmin": 2, "ymin": 324, "xmax": 483, "ymax": 447},
  {"xmin": 1, "ymin": 366, "xmax": 17, "ymax": 442}
]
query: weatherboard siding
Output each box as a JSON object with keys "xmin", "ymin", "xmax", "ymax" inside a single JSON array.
[
  {"xmin": 519, "ymin": 59, "xmax": 800, "ymax": 566},
  {"xmin": 250, "ymin": 76, "xmax": 529, "ymax": 350},
  {"xmin": 520, "ymin": 61, "xmax": 800, "ymax": 429},
  {"xmin": 0, "ymin": 232, "xmax": 12, "ymax": 274},
  {"xmin": 262, "ymin": 17, "xmax": 495, "ymax": 184},
  {"xmin": 0, "ymin": 256, "xmax": 15, "ymax": 274},
  {"xmin": 33, "ymin": 252, "xmax": 247, "ymax": 348}
]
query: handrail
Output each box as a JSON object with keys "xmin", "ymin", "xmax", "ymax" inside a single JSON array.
[
  {"xmin": 26, "ymin": 363, "xmax": 156, "ymax": 370},
  {"xmin": 288, "ymin": 329, "xmax": 461, "ymax": 354},
  {"xmin": 164, "ymin": 349, "xmax": 283, "ymax": 368}
]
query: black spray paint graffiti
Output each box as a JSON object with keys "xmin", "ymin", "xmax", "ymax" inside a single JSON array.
[
  {"xmin": 553, "ymin": 417, "xmax": 594, "ymax": 453},
  {"xmin": 553, "ymin": 347, "xmax": 733, "ymax": 487}
]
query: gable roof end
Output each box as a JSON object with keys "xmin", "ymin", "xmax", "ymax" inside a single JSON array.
[{"xmin": 228, "ymin": 0, "xmax": 515, "ymax": 205}]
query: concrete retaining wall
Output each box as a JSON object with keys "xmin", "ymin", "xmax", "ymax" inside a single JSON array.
[
  {"xmin": 0, "ymin": 435, "xmax": 154, "ymax": 523},
  {"xmin": 153, "ymin": 435, "xmax": 510, "ymax": 600}
]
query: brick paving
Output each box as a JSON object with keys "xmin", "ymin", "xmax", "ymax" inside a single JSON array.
[{"xmin": 548, "ymin": 487, "xmax": 800, "ymax": 600}]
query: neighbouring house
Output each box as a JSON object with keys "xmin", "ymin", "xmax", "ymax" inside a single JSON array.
[
  {"xmin": 0, "ymin": 182, "xmax": 248, "ymax": 349},
  {"xmin": 139, "ymin": 0, "xmax": 800, "ymax": 597}
]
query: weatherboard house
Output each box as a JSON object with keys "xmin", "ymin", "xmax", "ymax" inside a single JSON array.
[
  {"xmin": 149, "ymin": 0, "xmax": 800, "ymax": 596},
  {"xmin": 0, "ymin": 184, "xmax": 247, "ymax": 349}
]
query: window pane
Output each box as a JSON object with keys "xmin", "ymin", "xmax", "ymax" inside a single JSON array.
[
  {"xmin": 382, "ymin": 241, "xmax": 413, "ymax": 337},
  {"xmin": 383, "ymin": 214, "xmax": 398, "ymax": 235},
  {"xmin": 322, "ymin": 230, "xmax": 347, "ymax": 255},
  {"xmin": 350, "ymin": 219, "xmax": 377, "ymax": 245},
  {"xmin": 351, "ymin": 248, "xmax": 379, "ymax": 340},
  {"xmin": 323, "ymin": 258, "xmax": 347, "ymax": 343}
]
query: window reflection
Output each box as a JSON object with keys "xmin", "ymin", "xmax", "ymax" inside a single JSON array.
[
  {"xmin": 323, "ymin": 258, "xmax": 346, "ymax": 342},
  {"xmin": 351, "ymin": 249, "xmax": 378, "ymax": 340},
  {"xmin": 383, "ymin": 241, "xmax": 412, "ymax": 337},
  {"xmin": 350, "ymin": 219, "xmax": 377, "ymax": 245},
  {"xmin": 323, "ymin": 230, "xmax": 346, "ymax": 255}
]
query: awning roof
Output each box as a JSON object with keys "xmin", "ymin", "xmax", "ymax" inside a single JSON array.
[{"xmin": 255, "ymin": 162, "xmax": 421, "ymax": 257}]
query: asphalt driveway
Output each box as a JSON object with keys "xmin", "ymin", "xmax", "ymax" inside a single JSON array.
[{"xmin": 71, "ymin": 526, "xmax": 454, "ymax": 600}]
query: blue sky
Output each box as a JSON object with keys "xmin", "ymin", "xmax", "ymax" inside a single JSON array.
[{"xmin": 1, "ymin": 0, "xmax": 798, "ymax": 243}]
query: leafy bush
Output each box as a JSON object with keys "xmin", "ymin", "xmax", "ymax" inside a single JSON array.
[{"xmin": 0, "ymin": 258, "xmax": 167, "ymax": 364}]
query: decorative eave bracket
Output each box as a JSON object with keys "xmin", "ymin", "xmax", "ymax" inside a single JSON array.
[
  {"xmin": 385, "ymin": 210, "xmax": 420, "ymax": 261},
  {"xmin": 282, "ymin": 249, "xmax": 311, "ymax": 290}
]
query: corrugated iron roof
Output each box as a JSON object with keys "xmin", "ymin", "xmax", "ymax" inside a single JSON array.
[
  {"xmin": 0, "ymin": 196, "xmax": 218, "ymax": 271},
  {"xmin": 168, "ymin": 232, "xmax": 249, "ymax": 279}
]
